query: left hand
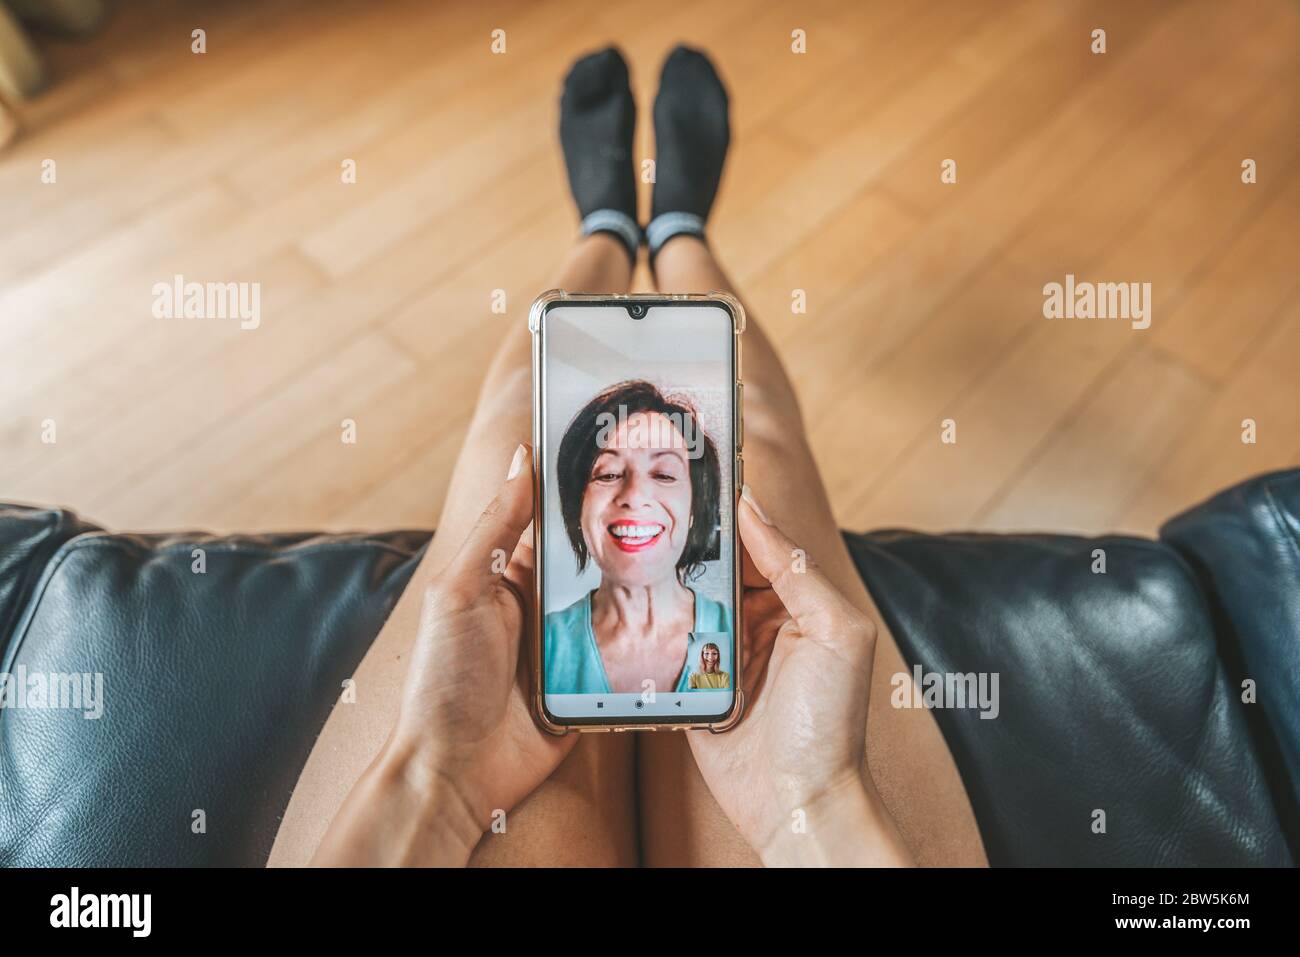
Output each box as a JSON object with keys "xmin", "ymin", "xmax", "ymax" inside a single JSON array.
[{"xmin": 686, "ymin": 487, "xmax": 912, "ymax": 866}]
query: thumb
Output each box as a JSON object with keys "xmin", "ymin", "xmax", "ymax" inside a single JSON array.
[
  {"xmin": 446, "ymin": 443, "xmax": 535, "ymax": 586},
  {"xmin": 737, "ymin": 484, "xmax": 853, "ymax": 628}
]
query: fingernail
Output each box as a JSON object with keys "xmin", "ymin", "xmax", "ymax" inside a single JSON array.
[
  {"xmin": 507, "ymin": 443, "xmax": 528, "ymax": 481},
  {"xmin": 741, "ymin": 484, "xmax": 772, "ymax": 525}
]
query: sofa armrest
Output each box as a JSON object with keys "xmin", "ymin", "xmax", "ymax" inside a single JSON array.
[{"xmin": 1162, "ymin": 468, "xmax": 1300, "ymax": 857}]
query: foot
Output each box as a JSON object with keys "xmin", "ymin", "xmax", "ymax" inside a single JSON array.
[
  {"xmin": 559, "ymin": 46, "xmax": 639, "ymax": 262},
  {"xmin": 649, "ymin": 45, "xmax": 730, "ymax": 258}
]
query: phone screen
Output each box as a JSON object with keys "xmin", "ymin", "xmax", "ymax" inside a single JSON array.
[{"xmin": 536, "ymin": 301, "xmax": 739, "ymax": 726}]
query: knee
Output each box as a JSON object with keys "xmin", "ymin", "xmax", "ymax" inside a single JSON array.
[
  {"xmin": 740, "ymin": 377, "xmax": 805, "ymax": 451},
  {"xmin": 475, "ymin": 364, "xmax": 531, "ymax": 423}
]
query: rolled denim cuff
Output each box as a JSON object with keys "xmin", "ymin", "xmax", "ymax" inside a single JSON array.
[
  {"xmin": 646, "ymin": 211, "xmax": 705, "ymax": 257},
  {"xmin": 579, "ymin": 209, "xmax": 642, "ymax": 258}
]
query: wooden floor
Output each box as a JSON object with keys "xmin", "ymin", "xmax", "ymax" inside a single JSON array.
[{"xmin": 1, "ymin": 0, "xmax": 1297, "ymax": 537}]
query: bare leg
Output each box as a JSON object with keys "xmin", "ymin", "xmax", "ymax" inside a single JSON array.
[
  {"xmin": 0, "ymin": 93, "xmax": 17, "ymax": 151},
  {"xmin": 638, "ymin": 236, "xmax": 988, "ymax": 867},
  {"xmin": 270, "ymin": 233, "xmax": 640, "ymax": 867}
]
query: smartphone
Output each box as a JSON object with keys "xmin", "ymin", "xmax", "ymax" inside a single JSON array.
[{"xmin": 529, "ymin": 290, "xmax": 744, "ymax": 733}]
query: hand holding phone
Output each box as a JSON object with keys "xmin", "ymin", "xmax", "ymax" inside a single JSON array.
[
  {"xmin": 686, "ymin": 488, "xmax": 915, "ymax": 867},
  {"xmin": 313, "ymin": 445, "xmax": 576, "ymax": 866}
]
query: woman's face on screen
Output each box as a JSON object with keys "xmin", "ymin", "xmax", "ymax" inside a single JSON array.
[{"xmin": 581, "ymin": 411, "xmax": 692, "ymax": 587}]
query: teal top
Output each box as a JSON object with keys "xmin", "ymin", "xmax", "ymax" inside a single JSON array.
[{"xmin": 544, "ymin": 589, "xmax": 733, "ymax": 695}]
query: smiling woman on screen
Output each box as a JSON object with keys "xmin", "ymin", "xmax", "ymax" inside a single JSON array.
[{"xmin": 545, "ymin": 380, "xmax": 729, "ymax": 695}]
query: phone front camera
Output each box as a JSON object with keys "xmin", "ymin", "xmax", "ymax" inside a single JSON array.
[{"xmin": 627, "ymin": 303, "xmax": 646, "ymax": 320}]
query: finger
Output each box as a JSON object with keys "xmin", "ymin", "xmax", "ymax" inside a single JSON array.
[
  {"xmin": 503, "ymin": 520, "xmax": 535, "ymax": 598},
  {"xmin": 447, "ymin": 443, "xmax": 535, "ymax": 587},
  {"xmin": 512, "ymin": 520, "xmax": 536, "ymax": 571},
  {"xmin": 741, "ymin": 587, "xmax": 783, "ymax": 672},
  {"xmin": 740, "ymin": 535, "xmax": 767, "ymax": 590},
  {"xmin": 737, "ymin": 484, "xmax": 856, "ymax": 628}
]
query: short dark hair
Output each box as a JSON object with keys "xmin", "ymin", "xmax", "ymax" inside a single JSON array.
[{"xmin": 556, "ymin": 379, "xmax": 720, "ymax": 582}]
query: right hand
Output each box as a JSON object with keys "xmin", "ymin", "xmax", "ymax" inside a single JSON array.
[
  {"xmin": 313, "ymin": 445, "xmax": 576, "ymax": 866},
  {"xmin": 687, "ymin": 486, "xmax": 914, "ymax": 866}
]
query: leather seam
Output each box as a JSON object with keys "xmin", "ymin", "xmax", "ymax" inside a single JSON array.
[
  {"xmin": 0, "ymin": 511, "xmax": 106, "ymax": 670},
  {"xmin": 0, "ymin": 509, "xmax": 61, "ymax": 649},
  {"xmin": 0, "ymin": 527, "xmax": 110, "ymax": 678}
]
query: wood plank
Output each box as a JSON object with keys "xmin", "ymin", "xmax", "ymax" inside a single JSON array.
[
  {"xmin": 74, "ymin": 333, "xmax": 417, "ymax": 530},
  {"xmin": 1117, "ymin": 291, "xmax": 1300, "ymax": 532},
  {"xmin": 1148, "ymin": 176, "xmax": 1300, "ymax": 383},
  {"xmin": 847, "ymin": 68, "xmax": 1300, "ymax": 532},
  {"xmin": 328, "ymin": 415, "xmax": 473, "ymax": 530},
  {"xmin": 717, "ymin": 0, "xmax": 1055, "ymax": 274},
  {"xmin": 0, "ymin": 4, "xmax": 510, "ymax": 285},
  {"xmin": 0, "ymin": 250, "xmax": 326, "ymax": 482},
  {"xmin": 976, "ymin": 345, "xmax": 1214, "ymax": 533},
  {"xmin": 2, "ymin": 0, "xmax": 1295, "ymax": 539},
  {"xmin": 789, "ymin": 0, "xmax": 1268, "ymax": 426},
  {"xmin": 876, "ymin": 0, "xmax": 1160, "ymax": 218}
]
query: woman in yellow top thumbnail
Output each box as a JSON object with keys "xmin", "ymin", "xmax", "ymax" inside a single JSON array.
[{"xmin": 688, "ymin": 641, "xmax": 730, "ymax": 689}]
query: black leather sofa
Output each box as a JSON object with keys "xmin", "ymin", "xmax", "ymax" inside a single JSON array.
[{"xmin": 1, "ymin": 470, "xmax": 1296, "ymax": 867}]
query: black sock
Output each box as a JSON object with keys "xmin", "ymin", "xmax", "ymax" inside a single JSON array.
[
  {"xmin": 559, "ymin": 47, "xmax": 640, "ymax": 263},
  {"xmin": 649, "ymin": 45, "xmax": 730, "ymax": 260}
]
